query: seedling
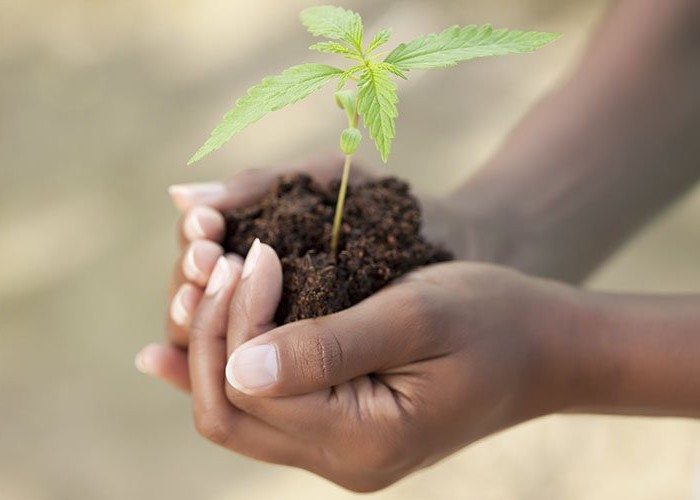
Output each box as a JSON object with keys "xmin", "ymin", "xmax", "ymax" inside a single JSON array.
[{"xmin": 189, "ymin": 5, "xmax": 559, "ymax": 255}]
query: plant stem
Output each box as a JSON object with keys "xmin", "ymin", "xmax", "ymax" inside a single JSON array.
[{"xmin": 330, "ymin": 154, "xmax": 353, "ymax": 256}]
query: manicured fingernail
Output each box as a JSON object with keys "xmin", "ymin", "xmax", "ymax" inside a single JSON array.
[
  {"xmin": 241, "ymin": 238, "xmax": 261, "ymax": 280},
  {"xmin": 227, "ymin": 253, "xmax": 245, "ymax": 267},
  {"xmin": 168, "ymin": 182, "xmax": 227, "ymax": 212},
  {"xmin": 170, "ymin": 284, "xmax": 198, "ymax": 326},
  {"xmin": 135, "ymin": 344, "xmax": 159, "ymax": 374},
  {"xmin": 184, "ymin": 206, "xmax": 224, "ymax": 241},
  {"xmin": 206, "ymin": 256, "xmax": 231, "ymax": 296},
  {"xmin": 183, "ymin": 241, "xmax": 223, "ymax": 282},
  {"xmin": 226, "ymin": 344, "xmax": 278, "ymax": 391}
]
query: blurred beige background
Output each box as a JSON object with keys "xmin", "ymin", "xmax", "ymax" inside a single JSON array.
[{"xmin": 2, "ymin": 1, "xmax": 699, "ymax": 499}]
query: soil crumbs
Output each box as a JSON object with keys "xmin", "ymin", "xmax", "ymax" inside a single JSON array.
[{"xmin": 223, "ymin": 174, "xmax": 453, "ymax": 324}]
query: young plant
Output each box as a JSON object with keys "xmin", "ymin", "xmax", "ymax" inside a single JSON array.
[{"xmin": 188, "ymin": 5, "xmax": 559, "ymax": 255}]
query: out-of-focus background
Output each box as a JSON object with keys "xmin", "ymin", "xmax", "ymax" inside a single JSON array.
[{"xmin": 2, "ymin": 0, "xmax": 699, "ymax": 499}]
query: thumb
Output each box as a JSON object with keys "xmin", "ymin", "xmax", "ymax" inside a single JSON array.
[
  {"xmin": 225, "ymin": 284, "xmax": 447, "ymax": 397},
  {"xmin": 224, "ymin": 239, "xmax": 283, "ymax": 393}
]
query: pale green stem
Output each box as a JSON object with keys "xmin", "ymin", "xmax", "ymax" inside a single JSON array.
[{"xmin": 330, "ymin": 154, "xmax": 353, "ymax": 256}]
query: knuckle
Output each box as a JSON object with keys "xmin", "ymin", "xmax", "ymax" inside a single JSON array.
[
  {"xmin": 193, "ymin": 410, "xmax": 230, "ymax": 446},
  {"xmin": 188, "ymin": 316, "xmax": 207, "ymax": 342},
  {"xmin": 292, "ymin": 324, "xmax": 344, "ymax": 386},
  {"xmin": 167, "ymin": 324, "xmax": 188, "ymax": 348},
  {"xmin": 188, "ymin": 316, "xmax": 220, "ymax": 350}
]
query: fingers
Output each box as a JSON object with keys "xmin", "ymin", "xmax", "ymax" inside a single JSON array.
[
  {"xmin": 166, "ymin": 242, "xmax": 235, "ymax": 348},
  {"xmin": 188, "ymin": 255, "xmax": 313, "ymax": 464},
  {"xmin": 167, "ymin": 283, "xmax": 203, "ymax": 346},
  {"xmin": 226, "ymin": 283, "xmax": 450, "ymax": 398},
  {"xmin": 169, "ymin": 169, "xmax": 289, "ymax": 214},
  {"xmin": 220, "ymin": 243, "xmax": 339, "ymax": 437},
  {"xmin": 135, "ymin": 343, "xmax": 191, "ymax": 392},
  {"xmin": 226, "ymin": 239, "xmax": 283, "ymax": 355},
  {"xmin": 165, "ymin": 153, "xmax": 372, "ymax": 346},
  {"xmin": 222, "ymin": 238, "xmax": 281, "ymax": 394},
  {"xmin": 177, "ymin": 205, "xmax": 226, "ymax": 248},
  {"xmin": 180, "ymin": 240, "xmax": 224, "ymax": 287},
  {"xmin": 217, "ymin": 242, "xmax": 422, "ymax": 455},
  {"xmin": 168, "ymin": 152, "xmax": 366, "ymax": 214}
]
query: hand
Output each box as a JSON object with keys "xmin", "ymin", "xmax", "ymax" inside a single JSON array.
[
  {"xmin": 136, "ymin": 154, "xmax": 349, "ymax": 389},
  {"xmin": 182, "ymin": 243, "xmax": 579, "ymax": 491},
  {"xmin": 136, "ymin": 153, "xmax": 498, "ymax": 390}
]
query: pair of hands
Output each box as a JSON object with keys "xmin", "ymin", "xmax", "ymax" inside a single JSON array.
[{"xmin": 136, "ymin": 156, "xmax": 580, "ymax": 491}]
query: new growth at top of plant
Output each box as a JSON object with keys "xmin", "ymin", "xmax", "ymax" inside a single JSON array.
[{"xmin": 189, "ymin": 5, "xmax": 560, "ymax": 254}]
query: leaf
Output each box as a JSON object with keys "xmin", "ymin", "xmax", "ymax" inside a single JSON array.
[
  {"xmin": 336, "ymin": 65, "xmax": 364, "ymax": 90},
  {"xmin": 357, "ymin": 66, "xmax": 398, "ymax": 162},
  {"xmin": 366, "ymin": 28, "xmax": 392, "ymax": 54},
  {"xmin": 189, "ymin": 64, "xmax": 342, "ymax": 164},
  {"xmin": 377, "ymin": 62, "xmax": 407, "ymax": 80},
  {"xmin": 309, "ymin": 41, "xmax": 355, "ymax": 55},
  {"xmin": 300, "ymin": 6, "xmax": 363, "ymax": 51},
  {"xmin": 385, "ymin": 25, "xmax": 561, "ymax": 70}
]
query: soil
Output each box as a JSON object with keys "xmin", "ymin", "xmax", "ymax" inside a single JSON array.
[{"xmin": 223, "ymin": 174, "xmax": 453, "ymax": 324}]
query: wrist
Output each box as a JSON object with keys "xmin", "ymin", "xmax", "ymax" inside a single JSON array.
[
  {"xmin": 519, "ymin": 277, "xmax": 591, "ymax": 416},
  {"xmin": 554, "ymin": 291, "xmax": 700, "ymax": 418},
  {"xmin": 523, "ymin": 281, "xmax": 631, "ymax": 415}
]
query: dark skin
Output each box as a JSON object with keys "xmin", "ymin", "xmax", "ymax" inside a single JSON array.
[{"xmin": 135, "ymin": 0, "xmax": 700, "ymax": 492}]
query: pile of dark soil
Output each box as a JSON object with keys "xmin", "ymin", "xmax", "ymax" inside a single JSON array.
[{"xmin": 223, "ymin": 174, "xmax": 452, "ymax": 324}]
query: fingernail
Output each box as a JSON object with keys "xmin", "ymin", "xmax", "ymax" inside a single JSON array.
[
  {"xmin": 168, "ymin": 183, "xmax": 227, "ymax": 212},
  {"xmin": 226, "ymin": 344, "xmax": 278, "ymax": 391},
  {"xmin": 170, "ymin": 284, "xmax": 197, "ymax": 327},
  {"xmin": 206, "ymin": 256, "xmax": 231, "ymax": 296},
  {"xmin": 184, "ymin": 213, "xmax": 206, "ymax": 240},
  {"xmin": 241, "ymin": 238, "xmax": 261, "ymax": 280},
  {"xmin": 184, "ymin": 206, "xmax": 224, "ymax": 241},
  {"xmin": 135, "ymin": 344, "xmax": 158, "ymax": 374},
  {"xmin": 227, "ymin": 252, "xmax": 245, "ymax": 267},
  {"xmin": 183, "ymin": 241, "xmax": 223, "ymax": 282}
]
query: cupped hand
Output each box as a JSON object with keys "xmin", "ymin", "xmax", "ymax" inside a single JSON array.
[
  {"xmin": 182, "ymin": 242, "xmax": 579, "ymax": 491},
  {"xmin": 137, "ymin": 153, "xmax": 494, "ymax": 390},
  {"xmin": 137, "ymin": 154, "xmax": 348, "ymax": 388}
]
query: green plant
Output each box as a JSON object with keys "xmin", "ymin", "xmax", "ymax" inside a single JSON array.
[{"xmin": 189, "ymin": 5, "xmax": 559, "ymax": 255}]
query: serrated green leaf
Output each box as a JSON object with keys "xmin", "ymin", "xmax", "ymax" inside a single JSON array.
[
  {"xmin": 377, "ymin": 62, "xmax": 408, "ymax": 80},
  {"xmin": 367, "ymin": 28, "xmax": 392, "ymax": 54},
  {"xmin": 189, "ymin": 64, "xmax": 342, "ymax": 164},
  {"xmin": 357, "ymin": 66, "xmax": 398, "ymax": 163},
  {"xmin": 385, "ymin": 25, "xmax": 561, "ymax": 70},
  {"xmin": 309, "ymin": 41, "xmax": 354, "ymax": 55},
  {"xmin": 300, "ymin": 6, "xmax": 363, "ymax": 51},
  {"xmin": 336, "ymin": 65, "xmax": 364, "ymax": 90}
]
